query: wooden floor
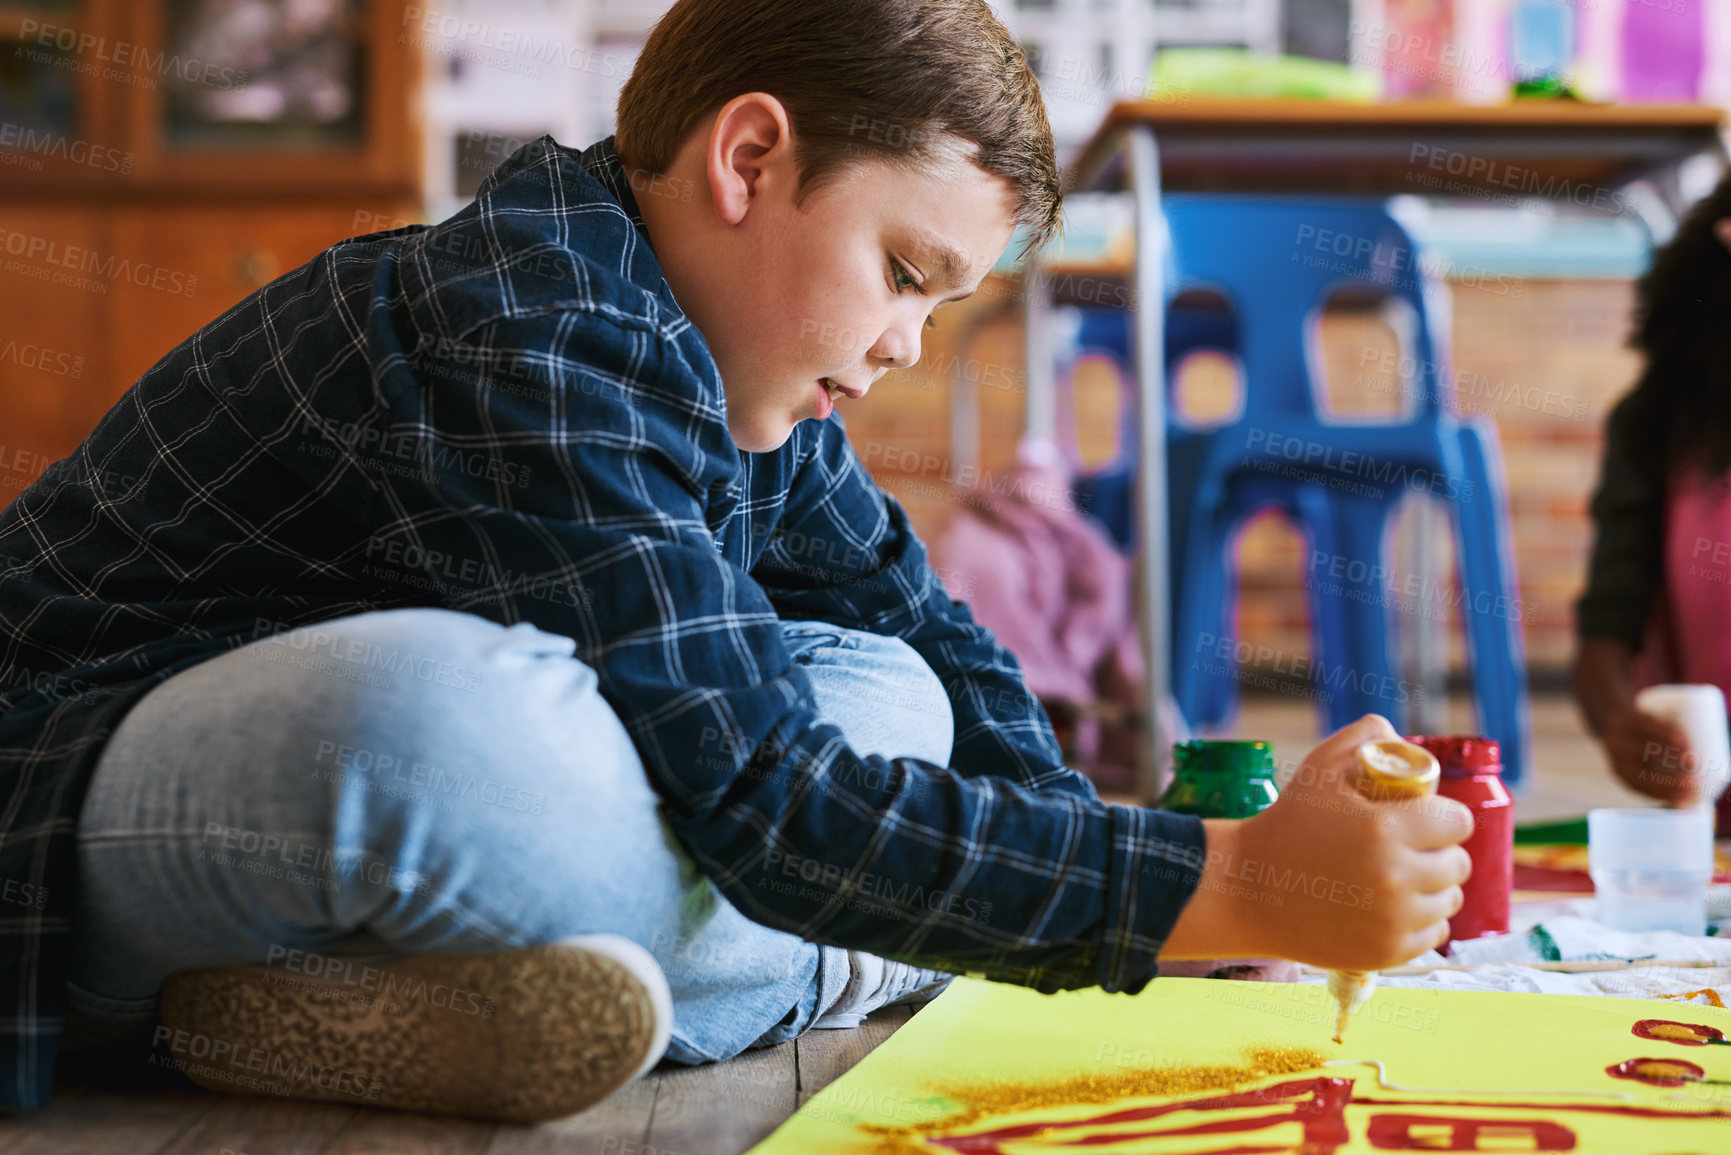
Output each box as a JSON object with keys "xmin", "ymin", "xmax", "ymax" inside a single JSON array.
[{"xmin": 16, "ymin": 1005, "xmax": 915, "ymax": 1155}]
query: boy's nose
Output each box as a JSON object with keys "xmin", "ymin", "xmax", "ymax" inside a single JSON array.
[{"xmin": 872, "ymin": 332, "xmax": 920, "ymax": 372}]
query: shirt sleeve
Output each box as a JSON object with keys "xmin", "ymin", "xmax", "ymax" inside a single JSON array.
[
  {"xmin": 1575, "ymin": 388, "xmax": 1664, "ymax": 647},
  {"xmin": 749, "ymin": 415, "xmax": 1100, "ymax": 802},
  {"xmin": 362, "ymin": 307, "xmax": 1206, "ymax": 994}
]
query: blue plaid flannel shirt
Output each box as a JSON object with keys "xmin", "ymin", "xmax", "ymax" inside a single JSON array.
[{"xmin": 0, "ymin": 135, "xmax": 1206, "ymax": 1107}]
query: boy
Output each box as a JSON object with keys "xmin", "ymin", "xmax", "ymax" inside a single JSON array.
[{"xmin": 0, "ymin": 0, "xmax": 1470, "ymax": 1122}]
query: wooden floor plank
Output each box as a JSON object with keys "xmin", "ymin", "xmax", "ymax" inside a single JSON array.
[
  {"xmin": 0, "ymin": 1080, "xmax": 217, "ymax": 1155},
  {"xmin": 0, "ymin": 1000, "xmax": 926, "ymax": 1155},
  {"xmin": 0, "ymin": 1085, "xmax": 88, "ymax": 1152},
  {"xmin": 793, "ymin": 1006, "xmax": 911, "ymax": 1107},
  {"xmin": 322, "ymin": 1108, "xmax": 497, "ymax": 1155},
  {"xmin": 480, "ymin": 1069, "xmax": 658, "ymax": 1155},
  {"xmin": 153, "ymin": 1095, "xmax": 357, "ymax": 1155},
  {"xmin": 642, "ymin": 1043, "xmax": 796, "ymax": 1155}
]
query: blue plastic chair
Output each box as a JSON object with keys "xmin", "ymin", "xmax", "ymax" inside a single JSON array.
[
  {"xmin": 1062, "ymin": 294, "xmax": 1352, "ymax": 732},
  {"xmin": 1064, "ymin": 298, "xmax": 1233, "ymax": 554},
  {"xmin": 1052, "ymin": 195, "xmax": 1532, "ymax": 786}
]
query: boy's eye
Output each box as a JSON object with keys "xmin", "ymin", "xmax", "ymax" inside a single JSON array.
[{"xmin": 890, "ymin": 258, "xmax": 939, "ymax": 330}]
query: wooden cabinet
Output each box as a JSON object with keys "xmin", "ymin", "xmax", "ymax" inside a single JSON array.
[
  {"xmin": 104, "ymin": 207, "xmax": 392, "ymax": 389},
  {"xmin": 0, "ymin": 209, "xmax": 105, "ymax": 481},
  {"xmin": 0, "ymin": 1, "xmax": 422, "ymax": 481}
]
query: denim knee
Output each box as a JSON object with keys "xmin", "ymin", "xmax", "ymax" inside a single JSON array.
[
  {"xmin": 226, "ymin": 609, "xmax": 662, "ymax": 930},
  {"xmin": 865, "ymin": 634, "xmax": 954, "ymax": 764},
  {"xmin": 230, "ymin": 607, "xmax": 654, "ymax": 860},
  {"xmin": 780, "ymin": 621, "xmax": 954, "ymax": 767}
]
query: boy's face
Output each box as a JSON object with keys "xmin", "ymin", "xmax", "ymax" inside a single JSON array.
[
  {"xmin": 628, "ymin": 98, "xmax": 1020, "ymax": 453},
  {"xmin": 715, "ymin": 154, "xmax": 1018, "ymax": 452}
]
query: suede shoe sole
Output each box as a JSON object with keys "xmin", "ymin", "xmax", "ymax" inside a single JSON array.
[{"xmin": 157, "ymin": 933, "xmax": 672, "ymax": 1123}]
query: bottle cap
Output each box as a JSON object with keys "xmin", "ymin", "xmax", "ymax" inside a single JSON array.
[
  {"xmin": 1407, "ymin": 735, "xmax": 1502, "ymax": 775},
  {"xmin": 1172, "ymin": 739, "xmax": 1274, "ymax": 777},
  {"xmin": 1355, "ymin": 738, "xmax": 1440, "ymax": 798}
]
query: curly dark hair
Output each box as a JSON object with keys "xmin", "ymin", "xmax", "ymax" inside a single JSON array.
[{"xmin": 1621, "ymin": 172, "xmax": 1731, "ymax": 483}]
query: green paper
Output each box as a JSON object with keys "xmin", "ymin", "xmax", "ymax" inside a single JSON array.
[
  {"xmin": 1150, "ymin": 49, "xmax": 1383, "ymax": 103},
  {"xmin": 1514, "ymin": 817, "xmax": 1590, "ymax": 845}
]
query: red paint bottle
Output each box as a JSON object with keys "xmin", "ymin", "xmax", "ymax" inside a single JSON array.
[{"xmin": 1408, "ymin": 735, "xmax": 1513, "ymax": 942}]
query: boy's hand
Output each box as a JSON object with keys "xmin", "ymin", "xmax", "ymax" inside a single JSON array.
[{"xmin": 1163, "ymin": 715, "xmax": 1473, "ymax": 972}]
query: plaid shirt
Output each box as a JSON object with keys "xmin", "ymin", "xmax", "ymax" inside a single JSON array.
[{"xmin": 0, "ymin": 135, "xmax": 1205, "ymax": 1107}]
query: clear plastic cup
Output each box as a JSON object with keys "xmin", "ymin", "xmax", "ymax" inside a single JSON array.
[{"xmin": 1588, "ymin": 808, "xmax": 1715, "ymax": 935}]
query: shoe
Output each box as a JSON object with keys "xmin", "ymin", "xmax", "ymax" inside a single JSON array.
[
  {"xmin": 157, "ymin": 933, "xmax": 672, "ymax": 1123},
  {"xmin": 810, "ymin": 950, "xmax": 955, "ymax": 1029}
]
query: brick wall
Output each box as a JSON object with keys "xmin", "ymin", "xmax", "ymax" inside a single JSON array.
[{"xmin": 840, "ymin": 275, "xmax": 1642, "ymax": 680}]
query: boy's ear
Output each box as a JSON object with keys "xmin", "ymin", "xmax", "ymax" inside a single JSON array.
[
  {"xmin": 1715, "ymin": 217, "xmax": 1731, "ymax": 253},
  {"xmin": 704, "ymin": 92, "xmax": 796, "ymax": 227}
]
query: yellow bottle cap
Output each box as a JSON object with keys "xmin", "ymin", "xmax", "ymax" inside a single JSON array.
[{"xmin": 1354, "ymin": 738, "xmax": 1440, "ymax": 799}]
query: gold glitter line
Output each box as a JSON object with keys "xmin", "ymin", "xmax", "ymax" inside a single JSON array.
[{"xmin": 859, "ymin": 1044, "xmax": 1328, "ymax": 1148}]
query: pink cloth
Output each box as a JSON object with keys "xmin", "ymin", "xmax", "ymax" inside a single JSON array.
[
  {"xmin": 1656, "ymin": 470, "xmax": 1731, "ymax": 690},
  {"xmin": 930, "ymin": 448, "xmax": 1142, "ymax": 784},
  {"xmin": 1632, "ymin": 468, "xmax": 1731, "ymax": 832},
  {"xmin": 1631, "ymin": 469, "xmax": 1731, "ymax": 691}
]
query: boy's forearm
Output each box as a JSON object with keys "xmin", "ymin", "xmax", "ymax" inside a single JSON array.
[{"xmin": 1158, "ymin": 819, "xmax": 1270, "ymax": 961}]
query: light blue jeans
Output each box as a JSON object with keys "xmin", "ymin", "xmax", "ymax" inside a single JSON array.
[{"xmin": 64, "ymin": 609, "xmax": 955, "ymax": 1065}]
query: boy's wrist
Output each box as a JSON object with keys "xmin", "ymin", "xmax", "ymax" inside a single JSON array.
[{"xmin": 1159, "ymin": 817, "xmax": 1269, "ymax": 962}]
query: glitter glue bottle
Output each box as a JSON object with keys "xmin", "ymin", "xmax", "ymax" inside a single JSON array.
[
  {"xmin": 1408, "ymin": 734, "xmax": 1512, "ymax": 944},
  {"xmin": 1329, "ymin": 738, "xmax": 1440, "ymax": 1044},
  {"xmin": 1158, "ymin": 740, "xmax": 1279, "ymax": 819}
]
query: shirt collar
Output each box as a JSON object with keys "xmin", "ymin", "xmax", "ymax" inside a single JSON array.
[{"xmin": 575, "ymin": 135, "xmax": 652, "ymax": 246}]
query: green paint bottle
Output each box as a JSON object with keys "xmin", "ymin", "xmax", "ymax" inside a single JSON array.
[{"xmin": 1158, "ymin": 740, "xmax": 1279, "ymax": 819}]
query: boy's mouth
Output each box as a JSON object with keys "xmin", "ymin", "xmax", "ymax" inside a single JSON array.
[{"xmin": 813, "ymin": 377, "xmax": 865, "ymax": 420}]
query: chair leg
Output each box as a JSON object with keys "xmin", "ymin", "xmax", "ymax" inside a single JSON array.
[
  {"xmin": 1172, "ymin": 507, "xmax": 1243, "ymax": 731},
  {"xmin": 1291, "ymin": 485, "xmax": 1365, "ymax": 735},
  {"xmin": 1314, "ymin": 491, "xmax": 1409, "ymax": 733}
]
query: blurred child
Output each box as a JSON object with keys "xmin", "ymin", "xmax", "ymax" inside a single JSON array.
[{"xmin": 1574, "ymin": 172, "xmax": 1731, "ymax": 829}]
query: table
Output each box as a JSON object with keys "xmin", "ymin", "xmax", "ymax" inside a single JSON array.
[{"xmin": 1037, "ymin": 99, "xmax": 1728, "ymax": 802}]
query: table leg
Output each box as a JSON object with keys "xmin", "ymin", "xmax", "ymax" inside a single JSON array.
[
  {"xmin": 1128, "ymin": 124, "xmax": 1175, "ymax": 805},
  {"xmin": 1023, "ymin": 265, "xmax": 1056, "ymax": 444}
]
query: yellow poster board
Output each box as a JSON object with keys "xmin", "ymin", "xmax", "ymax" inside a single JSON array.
[{"xmin": 749, "ymin": 977, "xmax": 1731, "ymax": 1154}]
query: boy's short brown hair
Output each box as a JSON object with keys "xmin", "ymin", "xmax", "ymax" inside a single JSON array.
[{"xmin": 616, "ymin": 0, "xmax": 1062, "ymax": 258}]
